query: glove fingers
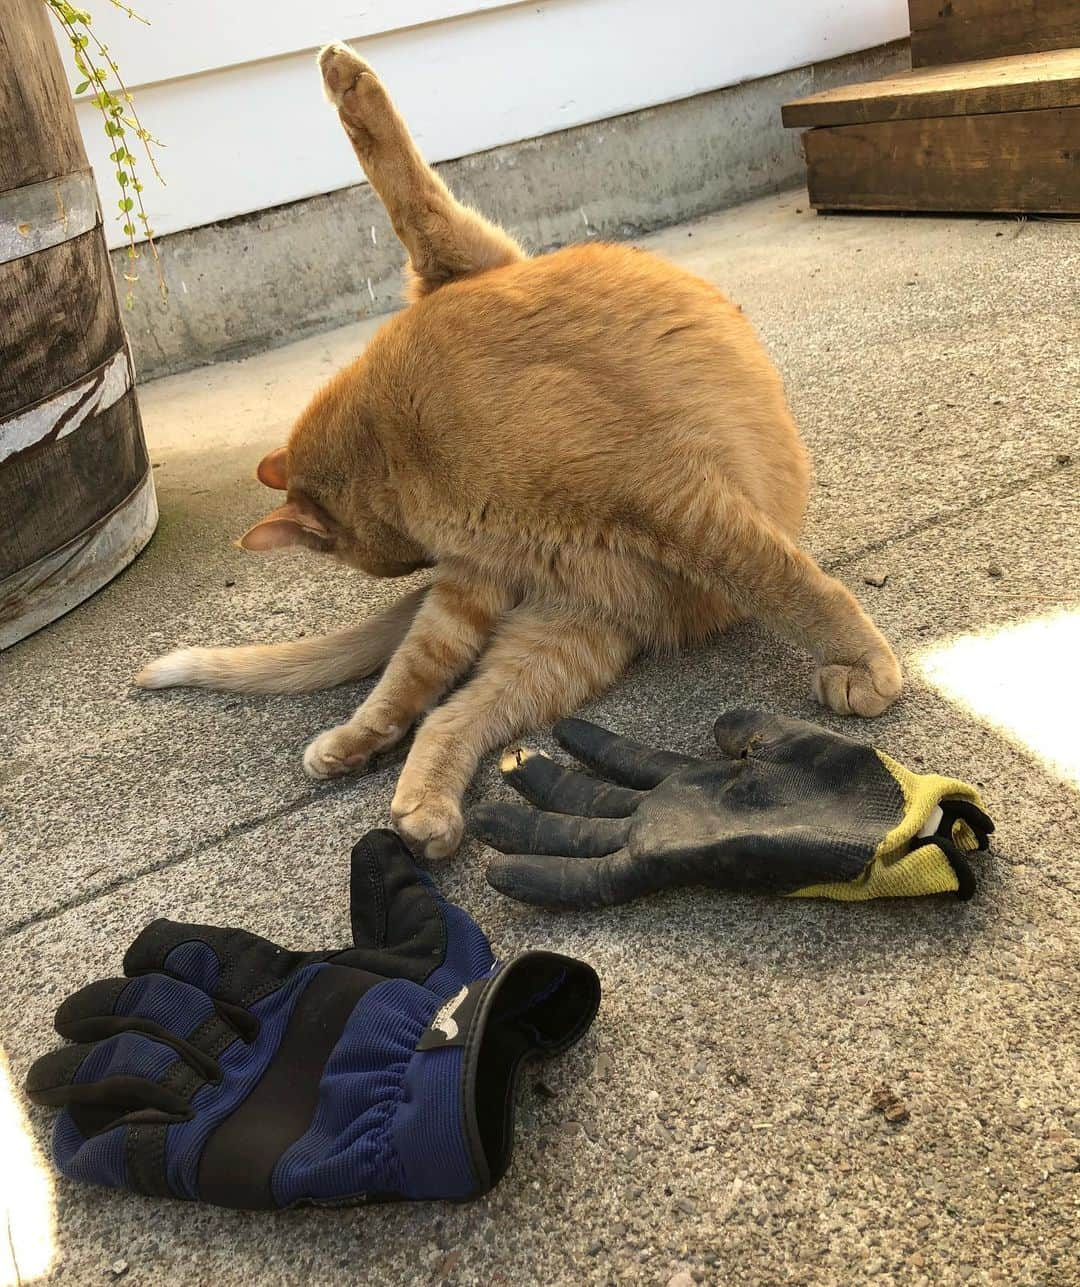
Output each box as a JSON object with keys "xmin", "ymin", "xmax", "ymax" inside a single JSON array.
[
  {"xmin": 53, "ymin": 975, "xmax": 224, "ymax": 1083},
  {"xmin": 56, "ymin": 974, "xmax": 216, "ymax": 1041},
  {"xmin": 552, "ymin": 717, "xmax": 698, "ymax": 787},
  {"xmin": 25, "ymin": 1034, "xmax": 190, "ymax": 1117},
  {"xmin": 54, "ymin": 978, "xmax": 129, "ymax": 1035},
  {"xmin": 486, "ymin": 848, "xmax": 658, "ymax": 909},
  {"xmin": 345, "ymin": 829, "xmax": 449, "ymax": 984},
  {"xmin": 500, "ymin": 747, "xmax": 643, "ymax": 817},
  {"xmin": 472, "ymin": 802, "xmax": 630, "ymax": 857},
  {"xmin": 124, "ymin": 921, "xmax": 225, "ymax": 991},
  {"xmin": 124, "ymin": 919, "xmax": 306, "ymax": 1006},
  {"xmin": 343, "ymin": 829, "xmax": 496, "ymax": 997},
  {"xmin": 26, "ymin": 1043, "xmax": 110, "ymax": 1104}
]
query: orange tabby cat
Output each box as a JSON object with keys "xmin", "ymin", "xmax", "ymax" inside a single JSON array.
[{"xmin": 137, "ymin": 43, "xmax": 902, "ymax": 860}]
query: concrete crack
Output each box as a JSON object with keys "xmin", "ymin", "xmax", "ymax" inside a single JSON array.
[
  {"xmin": 821, "ymin": 460, "xmax": 1073, "ymax": 574},
  {"xmin": 2, "ymin": 788, "xmax": 327, "ymax": 940}
]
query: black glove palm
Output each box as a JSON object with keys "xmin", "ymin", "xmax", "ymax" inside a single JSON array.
[{"xmin": 474, "ymin": 711, "xmax": 992, "ymax": 908}]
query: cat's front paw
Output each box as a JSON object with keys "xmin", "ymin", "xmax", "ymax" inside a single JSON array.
[
  {"xmin": 391, "ymin": 785, "xmax": 465, "ymax": 861},
  {"xmin": 303, "ymin": 722, "xmax": 396, "ymax": 779},
  {"xmin": 813, "ymin": 652, "xmax": 903, "ymax": 717}
]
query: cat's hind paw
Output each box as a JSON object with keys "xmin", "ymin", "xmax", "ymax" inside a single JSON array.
[{"xmin": 318, "ymin": 42, "xmax": 380, "ymax": 111}]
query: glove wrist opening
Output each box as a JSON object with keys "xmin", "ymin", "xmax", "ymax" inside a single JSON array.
[{"xmin": 463, "ymin": 951, "xmax": 601, "ymax": 1194}]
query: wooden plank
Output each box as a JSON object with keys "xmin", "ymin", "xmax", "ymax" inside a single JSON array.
[
  {"xmin": 782, "ymin": 48, "xmax": 1080, "ymax": 128},
  {"xmin": 0, "ymin": 468, "xmax": 157, "ymax": 651},
  {"xmin": 0, "ymin": 0, "xmax": 87, "ymax": 190},
  {"xmin": 801, "ymin": 107, "xmax": 1080, "ymax": 214},
  {"xmin": 0, "ymin": 226, "xmax": 125, "ymax": 419},
  {"xmin": 0, "ymin": 392, "xmax": 148, "ymax": 578},
  {"xmin": 909, "ymin": 0, "xmax": 1080, "ymax": 69}
]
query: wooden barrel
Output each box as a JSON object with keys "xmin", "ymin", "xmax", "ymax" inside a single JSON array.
[{"xmin": 0, "ymin": 0, "xmax": 156, "ymax": 650}]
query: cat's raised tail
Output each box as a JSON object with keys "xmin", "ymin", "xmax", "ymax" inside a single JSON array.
[{"xmin": 135, "ymin": 585, "xmax": 427, "ymax": 694}]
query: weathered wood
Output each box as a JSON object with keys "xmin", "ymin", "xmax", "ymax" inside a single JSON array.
[
  {"xmin": 0, "ymin": 393, "xmax": 149, "ymax": 578},
  {"xmin": 909, "ymin": 0, "xmax": 1080, "ymax": 69},
  {"xmin": 0, "ymin": 0, "xmax": 87, "ymax": 189},
  {"xmin": 0, "ymin": 349, "xmax": 132, "ymax": 466},
  {"xmin": 0, "ymin": 169, "xmax": 99, "ymax": 263},
  {"xmin": 801, "ymin": 107, "xmax": 1080, "ymax": 214},
  {"xmin": 782, "ymin": 48, "xmax": 1080, "ymax": 128},
  {"xmin": 0, "ymin": 468, "xmax": 157, "ymax": 650},
  {"xmin": 0, "ymin": 225, "xmax": 124, "ymax": 417},
  {"xmin": 0, "ymin": 0, "xmax": 156, "ymax": 648},
  {"xmin": 0, "ymin": 226, "xmax": 124, "ymax": 416}
]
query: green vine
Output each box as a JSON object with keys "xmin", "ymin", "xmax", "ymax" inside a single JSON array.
[{"xmin": 43, "ymin": 0, "xmax": 167, "ymax": 305}]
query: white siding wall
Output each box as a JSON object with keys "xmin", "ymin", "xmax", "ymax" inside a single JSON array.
[{"xmin": 65, "ymin": 0, "xmax": 908, "ymax": 248}]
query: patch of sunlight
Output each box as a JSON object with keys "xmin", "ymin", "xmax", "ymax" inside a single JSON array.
[
  {"xmin": 0, "ymin": 1047, "xmax": 56, "ymax": 1286},
  {"xmin": 913, "ymin": 609, "xmax": 1080, "ymax": 788}
]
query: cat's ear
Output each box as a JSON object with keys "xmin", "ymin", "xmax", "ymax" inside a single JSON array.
[
  {"xmin": 256, "ymin": 446, "xmax": 289, "ymax": 490},
  {"xmin": 237, "ymin": 497, "xmax": 333, "ymax": 552}
]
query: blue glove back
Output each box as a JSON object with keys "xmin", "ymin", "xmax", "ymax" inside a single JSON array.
[{"xmin": 26, "ymin": 830, "xmax": 600, "ymax": 1208}]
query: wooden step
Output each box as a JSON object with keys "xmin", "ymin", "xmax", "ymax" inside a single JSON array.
[
  {"xmin": 782, "ymin": 47, "xmax": 1080, "ymax": 128},
  {"xmin": 801, "ymin": 107, "xmax": 1080, "ymax": 214},
  {"xmin": 782, "ymin": 46, "xmax": 1080, "ymax": 215},
  {"xmin": 908, "ymin": 0, "xmax": 1080, "ymax": 69}
]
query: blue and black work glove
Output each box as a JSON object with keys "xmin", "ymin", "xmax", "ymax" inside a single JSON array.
[
  {"xmin": 25, "ymin": 830, "xmax": 600, "ymax": 1209},
  {"xmin": 474, "ymin": 711, "xmax": 993, "ymax": 908}
]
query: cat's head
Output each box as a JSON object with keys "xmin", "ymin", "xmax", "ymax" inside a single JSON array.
[{"xmin": 237, "ymin": 435, "xmax": 429, "ymax": 579}]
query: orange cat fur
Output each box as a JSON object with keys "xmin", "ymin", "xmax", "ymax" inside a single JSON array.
[{"xmin": 137, "ymin": 44, "xmax": 901, "ymax": 859}]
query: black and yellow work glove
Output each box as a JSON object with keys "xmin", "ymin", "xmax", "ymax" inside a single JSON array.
[{"xmin": 472, "ymin": 710, "xmax": 993, "ymax": 909}]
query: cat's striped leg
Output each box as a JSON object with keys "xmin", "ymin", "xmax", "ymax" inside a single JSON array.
[
  {"xmin": 318, "ymin": 43, "xmax": 524, "ymax": 296},
  {"xmin": 390, "ymin": 607, "xmax": 638, "ymax": 860},
  {"xmin": 301, "ymin": 570, "xmax": 512, "ymax": 780},
  {"xmin": 654, "ymin": 482, "xmax": 902, "ymax": 718}
]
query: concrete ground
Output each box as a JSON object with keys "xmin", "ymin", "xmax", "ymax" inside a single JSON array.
[{"xmin": 2, "ymin": 192, "xmax": 1078, "ymax": 1287}]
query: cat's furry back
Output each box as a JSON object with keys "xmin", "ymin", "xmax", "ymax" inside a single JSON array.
[
  {"xmin": 293, "ymin": 240, "xmax": 810, "ymax": 648},
  {"xmin": 138, "ymin": 43, "xmax": 901, "ymax": 861}
]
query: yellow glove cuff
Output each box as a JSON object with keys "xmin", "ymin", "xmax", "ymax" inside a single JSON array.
[{"xmin": 787, "ymin": 750, "xmax": 987, "ymax": 902}]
